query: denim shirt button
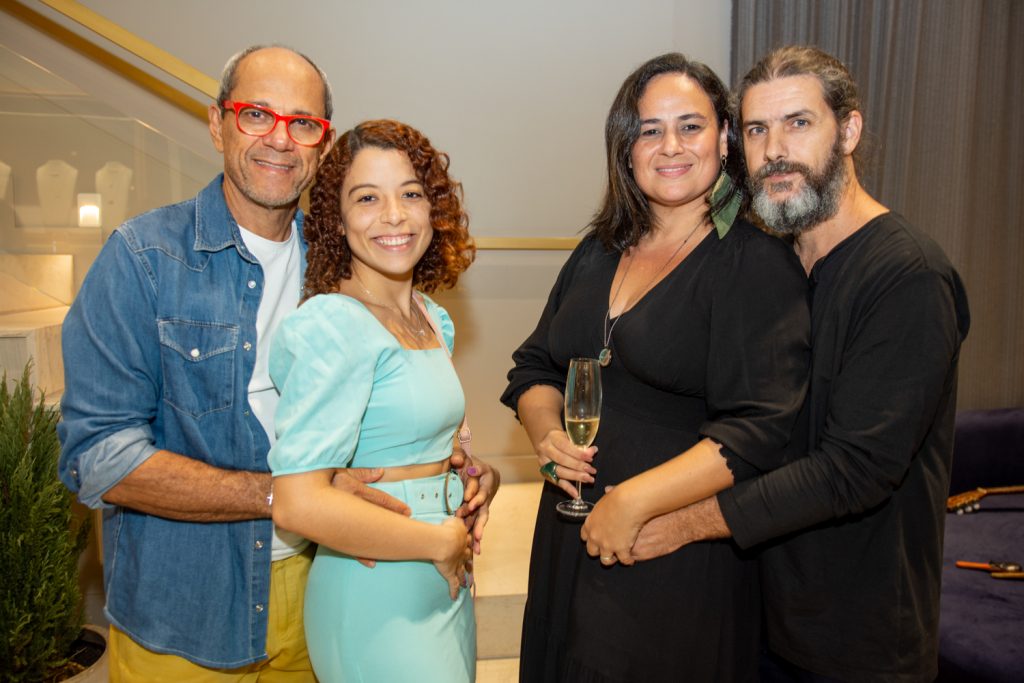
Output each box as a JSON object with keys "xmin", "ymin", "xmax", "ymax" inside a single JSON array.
[
  {"xmin": 243, "ymin": 342, "xmax": 252, "ymax": 351},
  {"xmin": 255, "ymin": 603, "xmax": 265, "ymax": 613},
  {"xmin": 189, "ymin": 348, "xmax": 200, "ymax": 358},
  {"xmin": 247, "ymin": 280, "xmax": 257, "ymax": 289},
  {"xmin": 254, "ymin": 540, "xmax": 264, "ymax": 550}
]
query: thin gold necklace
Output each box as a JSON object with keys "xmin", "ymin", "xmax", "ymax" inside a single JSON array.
[
  {"xmin": 351, "ymin": 271, "xmax": 426, "ymax": 337},
  {"xmin": 599, "ymin": 217, "xmax": 706, "ymax": 367}
]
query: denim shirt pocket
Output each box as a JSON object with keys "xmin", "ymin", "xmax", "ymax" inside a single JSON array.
[{"xmin": 158, "ymin": 319, "xmax": 238, "ymax": 417}]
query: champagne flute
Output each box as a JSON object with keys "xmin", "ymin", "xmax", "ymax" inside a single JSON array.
[{"xmin": 556, "ymin": 357, "xmax": 602, "ymax": 520}]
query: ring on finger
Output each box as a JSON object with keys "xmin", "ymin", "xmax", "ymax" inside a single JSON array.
[{"xmin": 539, "ymin": 461, "xmax": 559, "ymax": 483}]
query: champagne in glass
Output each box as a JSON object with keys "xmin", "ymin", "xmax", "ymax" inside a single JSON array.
[
  {"xmin": 556, "ymin": 358, "xmax": 602, "ymax": 520},
  {"xmin": 565, "ymin": 416, "xmax": 600, "ymax": 449}
]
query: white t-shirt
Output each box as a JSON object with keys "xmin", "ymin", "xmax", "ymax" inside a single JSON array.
[{"xmin": 238, "ymin": 222, "xmax": 307, "ymax": 560}]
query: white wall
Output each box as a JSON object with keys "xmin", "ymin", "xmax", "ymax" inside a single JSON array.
[
  {"xmin": 10, "ymin": 0, "xmax": 732, "ymax": 460},
  {"xmin": 73, "ymin": 0, "xmax": 731, "ymax": 235}
]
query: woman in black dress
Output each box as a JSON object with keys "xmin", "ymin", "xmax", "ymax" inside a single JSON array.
[{"xmin": 501, "ymin": 54, "xmax": 810, "ymax": 682}]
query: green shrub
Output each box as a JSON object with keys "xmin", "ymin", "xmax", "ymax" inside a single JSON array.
[{"xmin": 0, "ymin": 364, "xmax": 90, "ymax": 682}]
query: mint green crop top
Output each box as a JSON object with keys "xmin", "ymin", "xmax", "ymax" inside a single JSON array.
[{"xmin": 267, "ymin": 293, "xmax": 464, "ymax": 475}]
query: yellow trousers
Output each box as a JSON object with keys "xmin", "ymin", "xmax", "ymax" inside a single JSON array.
[{"xmin": 108, "ymin": 547, "xmax": 315, "ymax": 682}]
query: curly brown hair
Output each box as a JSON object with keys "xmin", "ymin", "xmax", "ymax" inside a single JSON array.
[{"xmin": 303, "ymin": 119, "xmax": 475, "ymax": 299}]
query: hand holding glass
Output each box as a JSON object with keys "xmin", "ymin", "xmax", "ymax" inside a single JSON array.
[{"xmin": 556, "ymin": 358, "xmax": 602, "ymax": 520}]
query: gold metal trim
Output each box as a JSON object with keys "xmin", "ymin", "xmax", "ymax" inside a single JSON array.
[
  {"xmin": 475, "ymin": 237, "xmax": 579, "ymax": 250},
  {"xmin": 38, "ymin": 0, "xmax": 218, "ymax": 98},
  {"xmin": 2, "ymin": 0, "xmax": 209, "ymax": 120}
]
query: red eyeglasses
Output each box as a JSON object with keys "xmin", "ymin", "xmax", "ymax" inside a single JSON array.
[{"xmin": 221, "ymin": 101, "xmax": 331, "ymax": 146}]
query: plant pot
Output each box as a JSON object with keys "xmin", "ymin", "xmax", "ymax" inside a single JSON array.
[{"xmin": 63, "ymin": 624, "xmax": 108, "ymax": 682}]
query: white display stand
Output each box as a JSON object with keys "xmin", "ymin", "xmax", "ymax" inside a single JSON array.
[
  {"xmin": 95, "ymin": 161, "xmax": 133, "ymax": 229},
  {"xmin": 36, "ymin": 159, "xmax": 77, "ymax": 227}
]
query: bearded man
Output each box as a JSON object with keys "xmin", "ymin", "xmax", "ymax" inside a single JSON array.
[{"xmin": 629, "ymin": 46, "xmax": 970, "ymax": 683}]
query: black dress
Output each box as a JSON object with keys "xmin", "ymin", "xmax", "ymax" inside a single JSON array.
[{"xmin": 501, "ymin": 221, "xmax": 810, "ymax": 683}]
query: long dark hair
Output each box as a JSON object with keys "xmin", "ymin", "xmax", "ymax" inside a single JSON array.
[{"xmin": 589, "ymin": 53, "xmax": 743, "ymax": 252}]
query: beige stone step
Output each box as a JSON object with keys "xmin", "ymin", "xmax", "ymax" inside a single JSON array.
[
  {"xmin": 473, "ymin": 481, "xmax": 541, "ymax": 664},
  {"xmin": 476, "ymin": 656, "xmax": 520, "ymax": 682}
]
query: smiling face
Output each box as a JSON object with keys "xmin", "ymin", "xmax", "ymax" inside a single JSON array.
[
  {"xmin": 741, "ymin": 74, "xmax": 857, "ymax": 233},
  {"xmin": 629, "ymin": 73, "xmax": 728, "ymax": 220},
  {"xmin": 339, "ymin": 147, "xmax": 434, "ymax": 286},
  {"xmin": 209, "ymin": 47, "xmax": 333, "ymax": 230}
]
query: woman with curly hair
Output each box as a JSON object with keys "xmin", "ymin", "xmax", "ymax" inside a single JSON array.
[{"xmin": 267, "ymin": 119, "xmax": 486, "ymax": 682}]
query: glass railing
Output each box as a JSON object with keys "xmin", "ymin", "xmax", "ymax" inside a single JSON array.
[
  {"xmin": 0, "ymin": 13, "xmax": 572, "ymax": 456},
  {"xmin": 0, "ymin": 44, "xmax": 219, "ymax": 298},
  {"xmin": 0, "ymin": 43, "xmax": 219, "ymax": 396}
]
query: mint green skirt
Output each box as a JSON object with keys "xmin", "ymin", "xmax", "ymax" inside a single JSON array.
[{"xmin": 304, "ymin": 472, "xmax": 476, "ymax": 682}]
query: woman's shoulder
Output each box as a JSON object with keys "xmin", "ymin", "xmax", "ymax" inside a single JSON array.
[
  {"xmin": 701, "ymin": 219, "xmax": 805, "ymax": 298},
  {"xmin": 418, "ymin": 292, "xmax": 455, "ymax": 353},
  {"xmin": 718, "ymin": 218, "xmax": 801, "ymax": 268},
  {"xmin": 576, "ymin": 231, "xmax": 613, "ymax": 255},
  {"xmin": 722, "ymin": 218, "xmax": 789, "ymax": 247},
  {"xmin": 563, "ymin": 232, "xmax": 617, "ymax": 273},
  {"xmin": 278, "ymin": 293, "xmax": 387, "ymax": 350},
  {"xmin": 289, "ymin": 292, "xmax": 375, "ymax": 325}
]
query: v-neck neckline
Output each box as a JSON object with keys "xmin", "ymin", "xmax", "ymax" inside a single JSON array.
[{"xmin": 605, "ymin": 227, "xmax": 715, "ymax": 322}]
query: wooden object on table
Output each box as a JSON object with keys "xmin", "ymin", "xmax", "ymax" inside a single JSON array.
[{"xmin": 946, "ymin": 484, "xmax": 1024, "ymax": 514}]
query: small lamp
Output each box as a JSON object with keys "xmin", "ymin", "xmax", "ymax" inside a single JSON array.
[{"xmin": 77, "ymin": 193, "xmax": 101, "ymax": 227}]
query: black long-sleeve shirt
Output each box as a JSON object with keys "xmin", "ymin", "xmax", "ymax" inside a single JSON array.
[{"xmin": 718, "ymin": 213, "xmax": 970, "ymax": 682}]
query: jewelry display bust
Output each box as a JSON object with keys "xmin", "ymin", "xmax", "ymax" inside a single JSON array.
[
  {"xmin": 36, "ymin": 159, "xmax": 77, "ymax": 226},
  {"xmin": 95, "ymin": 161, "xmax": 133, "ymax": 228}
]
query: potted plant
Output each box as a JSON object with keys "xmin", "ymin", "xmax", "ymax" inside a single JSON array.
[{"xmin": 0, "ymin": 363, "xmax": 106, "ymax": 681}]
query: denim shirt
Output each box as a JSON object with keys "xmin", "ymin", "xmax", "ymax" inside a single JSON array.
[{"xmin": 58, "ymin": 175, "xmax": 306, "ymax": 668}]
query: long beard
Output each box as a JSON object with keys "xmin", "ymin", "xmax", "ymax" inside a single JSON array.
[{"xmin": 748, "ymin": 137, "xmax": 847, "ymax": 235}]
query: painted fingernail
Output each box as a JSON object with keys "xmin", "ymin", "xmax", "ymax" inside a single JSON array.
[{"xmin": 467, "ymin": 467, "xmax": 480, "ymax": 476}]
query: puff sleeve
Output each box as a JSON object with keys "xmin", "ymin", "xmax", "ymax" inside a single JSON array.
[
  {"xmin": 268, "ymin": 295, "xmax": 376, "ymax": 475},
  {"xmin": 421, "ymin": 293, "xmax": 455, "ymax": 355}
]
